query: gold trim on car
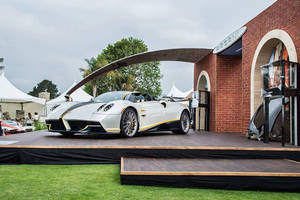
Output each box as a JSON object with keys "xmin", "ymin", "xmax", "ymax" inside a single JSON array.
[
  {"xmin": 139, "ymin": 119, "xmax": 180, "ymax": 131},
  {"xmin": 106, "ymin": 128, "xmax": 121, "ymax": 132}
]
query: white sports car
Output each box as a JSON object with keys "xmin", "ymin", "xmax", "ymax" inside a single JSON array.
[{"xmin": 45, "ymin": 91, "xmax": 190, "ymax": 137}]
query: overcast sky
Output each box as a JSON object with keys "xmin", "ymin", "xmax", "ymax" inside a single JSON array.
[{"xmin": 0, "ymin": 0, "xmax": 276, "ymax": 95}]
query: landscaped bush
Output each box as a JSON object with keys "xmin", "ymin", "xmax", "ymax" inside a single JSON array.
[{"xmin": 34, "ymin": 121, "xmax": 47, "ymax": 131}]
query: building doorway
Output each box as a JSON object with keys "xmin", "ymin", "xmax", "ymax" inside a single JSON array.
[{"xmin": 196, "ymin": 71, "xmax": 211, "ymax": 131}]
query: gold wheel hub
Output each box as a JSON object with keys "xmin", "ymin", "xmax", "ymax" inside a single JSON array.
[{"xmin": 130, "ymin": 120, "xmax": 134, "ymax": 129}]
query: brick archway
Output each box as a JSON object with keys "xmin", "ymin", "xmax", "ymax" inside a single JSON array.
[
  {"xmin": 195, "ymin": 70, "xmax": 211, "ymax": 130},
  {"xmin": 196, "ymin": 70, "xmax": 211, "ymax": 91},
  {"xmin": 250, "ymin": 29, "xmax": 298, "ymax": 116}
]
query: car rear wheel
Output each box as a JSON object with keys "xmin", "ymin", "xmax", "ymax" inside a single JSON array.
[
  {"xmin": 120, "ymin": 108, "xmax": 139, "ymax": 137},
  {"xmin": 172, "ymin": 110, "xmax": 190, "ymax": 135}
]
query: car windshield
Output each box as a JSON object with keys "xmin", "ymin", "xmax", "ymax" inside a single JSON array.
[
  {"xmin": 93, "ymin": 91, "xmax": 130, "ymax": 103},
  {"xmin": 3, "ymin": 120, "xmax": 18, "ymax": 125}
]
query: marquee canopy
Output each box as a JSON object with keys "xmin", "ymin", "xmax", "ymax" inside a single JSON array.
[
  {"xmin": 0, "ymin": 72, "xmax": 45, "ymax": 104},
  {"xmin": 67, "ymin": 48, "xmax": 212, "ymax": 95},
  {"xmin": 167, "ymin": 84, "xmax": 192, "ymax": 98},
  {"xmin": 47, "ymin": 82, "xmax": 92, "ymax": 105}
]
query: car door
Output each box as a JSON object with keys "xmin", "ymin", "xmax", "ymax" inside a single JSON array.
[
  {"xmin": 163, "ymin": 101, "xmax": 182, "ymax": 121},
  {"xmin": 138, "ymin": 101, "xmax": 166, "ymax": 130}
]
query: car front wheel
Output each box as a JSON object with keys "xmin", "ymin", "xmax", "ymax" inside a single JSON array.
[{"xmin": 120, "ymin": 108, "xmax": 139, "ymax": 137}]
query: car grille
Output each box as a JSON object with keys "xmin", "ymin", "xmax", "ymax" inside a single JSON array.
[
  {"xmin": 46, "ymin": 119, "xmax": 65, "ymax": 131},
  {"xmin": 67, "ymin": 120, "xmax": 101, "ymax": 131}
]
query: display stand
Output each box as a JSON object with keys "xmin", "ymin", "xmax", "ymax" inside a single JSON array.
[{"xmin": 261, "ymin": 60, "xmax": 299, "ymax": 146}]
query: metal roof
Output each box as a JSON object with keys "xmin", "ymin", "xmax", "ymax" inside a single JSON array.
[{"xmin": 67, "ymin": 48, "xmax": 212, "ymax": 95}]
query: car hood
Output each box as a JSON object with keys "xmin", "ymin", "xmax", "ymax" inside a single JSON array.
[
  {"xmin": 63, "ymin": 102, "xmax": 104, "ymax": 120},
  {"xmin": 47, "ymin": 101, "xmax": 106, "ymax": 120}
]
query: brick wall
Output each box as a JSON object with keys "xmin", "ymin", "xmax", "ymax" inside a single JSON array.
[
  {"xmin": 241, "ymin": 0, "xmax": 300, "ymax": 133},
  {"xmin": 194, "ymin": 0, "xmax": 300, "ymax": 134},
  {"xmin": 194, "ymin": 53, "xmax": 217, "ymax": 131},
  {"xmin": 215, "ymin": 56, "xmax": 242, "ymax": 132},
  {"xmin": 194, "ymin": 55, "xmax": 242, "ymax": 133}
]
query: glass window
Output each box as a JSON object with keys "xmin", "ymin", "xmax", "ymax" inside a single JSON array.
[{"xmin": 93, "ymin": 91, "xmax": 130, "ymax": 103}]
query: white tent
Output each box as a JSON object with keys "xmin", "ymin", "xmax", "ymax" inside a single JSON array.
[
  {"xmin": 48, "ymin": 82, "xmax": 92, "ymax": 104},
  {"xmin": 46, "ymin": 82, "xmax": 92, "ymax": 115},
  {"xmin": 183, "ymin": 89, "xmax": 193, "ymax": 99},
  {"xmin": 0, "ymin": 72, "xmax": 46, "ymax": 119},
  {"xmin": 167, "ymin": 84, "xmax": 185, "ymax": 98},
  {"xmin": 167, "ymin": 84, "xmax": 192, "ymax": 98}
]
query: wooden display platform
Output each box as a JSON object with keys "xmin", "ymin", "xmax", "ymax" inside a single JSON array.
[
  {"xmin": 121, "ymin": 157, "xmax": 300, "ymax": 191},
  {"xmin": 1, "ymin": 130, "xmax": 300, "ymax": 191},
  {"xmin": 0, "ymin": 130, "xmax": 299, "ymax": 164}
]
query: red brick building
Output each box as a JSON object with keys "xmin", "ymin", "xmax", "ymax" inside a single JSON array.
[{"xmin": 194, "ymin": 0, "xmax": 300, "ymax": 137}]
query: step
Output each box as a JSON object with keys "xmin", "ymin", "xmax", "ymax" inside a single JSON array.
[{"xmin": 120, "ymin": 157, "xmax": 300, "ymax": 191}]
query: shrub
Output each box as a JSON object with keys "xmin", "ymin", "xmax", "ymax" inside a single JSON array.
[{"xmin": 34, "ymin": 122, "xmax": 47, "ymax": 131}]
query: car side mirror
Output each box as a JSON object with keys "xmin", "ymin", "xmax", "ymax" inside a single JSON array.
[
  {"xmin": 160, "ymin": 100, "xmax": 167, "ymax": 108},
  {"xmin": 65, "ymin": 94, "xmax": 73, "ymax": 102}
]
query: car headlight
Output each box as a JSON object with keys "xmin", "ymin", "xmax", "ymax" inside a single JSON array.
[
  {"xmin": 103, "ymin": 103, "xmax": 114, "ymax": 112},
  {"xmin": 97, "ymin": 104, "xmax": 107, "ymax": 112}
]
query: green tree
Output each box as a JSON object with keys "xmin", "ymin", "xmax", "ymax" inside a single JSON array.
[
  {"xmin": 80, "ymin": 37, "xmax": 162, "ymax": 97},
  {"xmin": 79, "ymin": 57, "xmax": 105, "ymax": 97},
  {"xmin": 28, "ymin": 80, "xmax": 60, "ymax": 99}
]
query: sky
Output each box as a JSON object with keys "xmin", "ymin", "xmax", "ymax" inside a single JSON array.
[{"xmin": 0, "ymin": 0, "xmax": 276, "ymax": 95}]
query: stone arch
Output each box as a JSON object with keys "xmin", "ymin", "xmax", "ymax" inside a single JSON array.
[
  {"xmin": 250, "ymin": 29, "xmax": 297, "ymax": 116},
  {"xmin": 195, "ymin": 70, "xmax": 211, "ymax": 130},
  {"xmin": 197, "ymin": 70, "xmax": 211, "ymax": 91}
]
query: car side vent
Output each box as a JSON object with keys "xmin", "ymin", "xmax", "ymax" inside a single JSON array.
[
  {"xmin": 103, "ymin": 103, "xmax": 114, "ymax": 112},
  {"xmin": 97, "ymin": 104, "xmax": 106, "ymax": 112},
  {"xmin": 50, "ymin": 104, "xmax": 60, "ymax": 111}
]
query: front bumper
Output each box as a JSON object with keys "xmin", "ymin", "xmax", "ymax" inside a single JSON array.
[{"xmin": 45, "ymin": 119, "xmax": 114, "ymax": 134}]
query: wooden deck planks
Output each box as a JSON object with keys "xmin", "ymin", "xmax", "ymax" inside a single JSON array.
[{"xmin": 122, "ymin": 157, "xmax": 300, "ymax": 177}]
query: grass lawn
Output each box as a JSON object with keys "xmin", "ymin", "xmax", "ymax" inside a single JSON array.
[{"xmin": 0, "ymin": 164, "xmax": 299, "ymax": 200}]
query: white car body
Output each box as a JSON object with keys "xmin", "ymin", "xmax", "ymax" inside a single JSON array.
[{"xmin": 46, "ymin": 91, "xmax": 190, "ymax": 136}]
